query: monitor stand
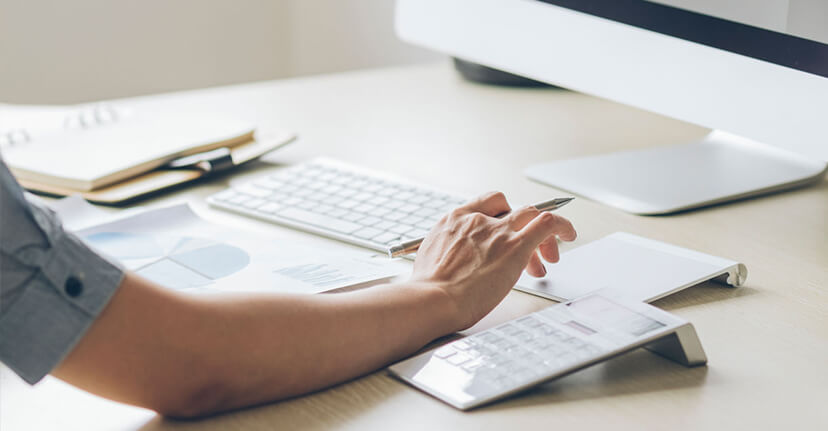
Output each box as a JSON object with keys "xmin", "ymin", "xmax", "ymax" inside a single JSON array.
[{"xmin": 525, "ymin": 130, "xmax": 827, "ymax": 215}]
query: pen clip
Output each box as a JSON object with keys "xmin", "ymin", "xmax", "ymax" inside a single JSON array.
[{"xmin": 166, "ymin": 147, "xmax": 235, "ymax": 173}]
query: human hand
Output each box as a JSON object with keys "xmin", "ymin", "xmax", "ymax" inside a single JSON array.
[{"xmin": 411, "ymin": 192, "xmax": 577, "ymax": 331}]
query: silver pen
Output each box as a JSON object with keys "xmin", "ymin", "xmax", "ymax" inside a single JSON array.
[{"xmin": 387, "ymin": 197, "xmax": 574, "ymax": 258}]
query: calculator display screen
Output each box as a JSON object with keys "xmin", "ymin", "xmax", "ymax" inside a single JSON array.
[{"xmin": 568, "ymin": 295, "xmax": 666, "ymax": 337}]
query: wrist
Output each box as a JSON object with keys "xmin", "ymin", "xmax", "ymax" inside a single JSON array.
[{"xmin": 415, "ymin": 280, "xmax": 465, "ymax": 336}]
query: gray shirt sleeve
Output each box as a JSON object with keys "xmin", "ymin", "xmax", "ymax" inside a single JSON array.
[{"xmin": 0, "ymin": 157, "xmax": 124, "ymax": 384}]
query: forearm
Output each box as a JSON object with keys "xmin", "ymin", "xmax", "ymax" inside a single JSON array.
[
  {"xmin": 55, "ymin": 273, "xmax": 457, "ymax": 417},
  {"xmin": 188, "ymin": 281, "xmax": 457, "ymax": 413}
]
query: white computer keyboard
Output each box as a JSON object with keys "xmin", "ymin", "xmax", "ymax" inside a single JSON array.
[
  {"xmin": 207, "ymin": 158, "xmax": 467, "ymax": 253},
  {"xmin": 389, "ymin": 294, "xmax": 707, "ymax": 410}
]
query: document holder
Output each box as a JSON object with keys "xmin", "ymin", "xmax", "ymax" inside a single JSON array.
[
  {"xmin": 515, "ymin": 232, "xmax": 747, "ymax": 303},
  {"xmin": 19, "ymin": 131, "xmax": 295, "ymax": 205}
]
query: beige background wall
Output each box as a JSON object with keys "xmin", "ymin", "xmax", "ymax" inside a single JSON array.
[{"xmin": 0, "ymin": 0, "xmax": 441, "ymax": 104}]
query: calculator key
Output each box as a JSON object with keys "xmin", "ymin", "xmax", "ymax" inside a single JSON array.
[
  {"xmin": 434, "ymin": 346, "xmax": 456, "ymax": 358},
  {"xmin": 462, "ymin": 359, "xmax": 485, "ymax": 372},
  {"xmin": 447, "ymin": 352, "xmax": 472, "ymax": 366},
  {"xmin": 452, "ymin": 340, "xmax": 471, "ymax": 350}
]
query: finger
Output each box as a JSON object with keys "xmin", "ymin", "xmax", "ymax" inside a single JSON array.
[
  {"xmin": 516, "ymin": 213, "xmax": 577, "ymax": 249},
  {"xmin": 525, "ymin": 251, "xmax": 547, "ymax": 277},
  {"xmin": 457, "ymin": 191, "xmax": 511, "ymax": 217},
  {"xmin": 538, "ymin": 238, "xmax": 560, "ymax": 263},
  {"xmin": 504, "ymin": 205, "xmax": 540, "ymax": 231}
]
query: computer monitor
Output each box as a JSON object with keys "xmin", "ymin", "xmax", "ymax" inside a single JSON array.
[{"xmin": 395, "ymin": 0, "xmax": 828, "ymax": 214}]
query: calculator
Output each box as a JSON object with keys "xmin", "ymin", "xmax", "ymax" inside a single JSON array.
[{"xmin": 388, "ymin": 294, "xmax": 707, "ymax": 410}]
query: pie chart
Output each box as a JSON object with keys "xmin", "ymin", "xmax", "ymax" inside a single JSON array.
[{"xmin": 85, "ymin": 232, "xmax": 250, "ymax": 290}]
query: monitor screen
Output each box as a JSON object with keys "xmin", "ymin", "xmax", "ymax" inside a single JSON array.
[{"xmin": 538, "ymin": 0, "xmax": 828, "ymax": 79}]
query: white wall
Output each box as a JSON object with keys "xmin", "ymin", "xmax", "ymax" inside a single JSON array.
[{"xmin": 0, "ymin": 0, "xmax": 441, "ymax": 104}]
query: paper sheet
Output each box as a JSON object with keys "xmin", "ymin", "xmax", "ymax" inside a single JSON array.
[{"xmin": 72, "ymin": 204, "xmax": 408, "ymax": 295}]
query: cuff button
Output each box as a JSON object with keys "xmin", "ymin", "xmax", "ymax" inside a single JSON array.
[{"xmin": 65, "ymin": 276, "xmax": 84, "ymax": 297}]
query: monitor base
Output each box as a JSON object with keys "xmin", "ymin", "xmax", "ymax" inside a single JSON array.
[{"xmin": 525, "ymin": 130, "xmax": 827, "ymax": 215}]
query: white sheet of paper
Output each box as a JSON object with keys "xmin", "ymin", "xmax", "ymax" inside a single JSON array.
[
  {"xmin": 46, "ymin": 195, "xmax": 145, "ymax": 231},
  {"xmin": 515, "ymin": 232, "xmax": 746, "ymax": 303},
  {"xmin": 74, "ymin": 204, "xmax": 408, "ymax": 294}
]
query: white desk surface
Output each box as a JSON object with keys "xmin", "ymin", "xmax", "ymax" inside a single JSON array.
[{"xmin": 2, "ymin": 62, "xmax": 827, "ymax": 430}]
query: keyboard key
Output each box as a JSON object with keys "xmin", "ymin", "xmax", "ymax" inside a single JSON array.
[
  {"xmin": 373, "ymin": 220, "xmax": 395, "ymax": 231},
  {"xmin": 352, "ymin": 192, "xmax": 373, "ymax": 201},
  {"xmin": 372, "ymin": 208, "xmax": 392, "ymax": 218},
  {"xmin": 416, "ymin": 219, "xmax": 435, "ymax": 230},
  {"xmin": 400, "ymin": 215, "xmax": 423, "ymax": 225},
  {"xmin": 403, "ymin": 228, "xmax": 429, "ymax": 239},
  {"xmin": 353, "ymin": 203, "xmax": 377, "ymax": 214},
  {"xmin": 257, "ymin": 202, "xmax": 282, "ymax": 214},
  {"xmin": 372, "ymin": 232, "xmax": 401, "ymax": 245},
  {"xmin": 413, "ymin": 207, "xmax": 438, "ymax": 218},
  {"xmin": 306, "ymin": 192, "xmax": 332, "ymax": 202},
  {"xmin": 321, "ymin": 184, "xmax": 343, "ymax": 194},
  {"xmin": 398, "ymin": 203, "xmax": 420, "ymax": 213},
  {"xmin": 297, "ymin": 201, "xmax": 316, "ymax": 210},
  {"xmin": 342, "ymin": 212, "xmax": 365, "ymax": 223},
  {"xmin": 377, "ymin": 187, "xmax": 398, "ymax": 197},
  {"xmin": 327, "ymin": 208, "xmax": 348, "ymax": 218},
  {"xmin": 358, "ymin": 216, "xmax": 382, "ymax": 226},
  {"xmin": 354, "ymin": 227, "xmax": 383, "ymax": 240},
  {"xmin": 277, "ymin": 208, "xmax": 362, "ymax": 234},
  {"xmin": 267, "ymin": 192, "xmax": 289, "ymax": 203},
  {"xmin": 315, "ymin": 204, "xmax": 335, "ymax": 214},
  {"xmin": 389, "ymin": 224, "xmax": 413, "ymax": 235},
  {"xmin": 425, "ymin": 199, "xmax": 447, "ymax": 209},
  {"xmin": 367, "ymin": 196, "xmax": 390, "ymax": 206},
  {"xmin": 383, "ymin": 212, "xmax": 408, "ymax": 222},
  {"xmin": 382, "ymin": 200, "xmax": 407, "ymax": 209},
  {"xmin": 209, "ymin": 160, "xmax": 468, "ymax": 255},
  {"xmin": 363, "ymin": 183, "xmax": 384, "ymax": 193},
  {"xmin": 396, "ymin": 191, "xmax": 415, "ymax": 200},
  {"xmin": 408, "ymin": 194, "xmax": 431, "ymax": 204},
  {"xmin": 243, "ymin": 198, "xmax": 267, "ymax": 209}
]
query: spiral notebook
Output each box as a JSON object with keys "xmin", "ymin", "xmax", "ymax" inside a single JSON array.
[{"xmin": 0, "ymin": 103, "xmax": 295, "ymax": 203}]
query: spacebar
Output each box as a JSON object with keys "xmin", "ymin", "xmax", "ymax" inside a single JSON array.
[{"xmin": 277, "ymin": 207, "xmax": 363, "ymax": 234}]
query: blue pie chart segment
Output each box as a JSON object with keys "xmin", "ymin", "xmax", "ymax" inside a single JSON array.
[
  {"xmin": 169, "ymin": 242, "xmax": 250, "ymax": 279},
  {"xmin": 84, "ymin": 233, "xmax": 249, "ymax": 290}
]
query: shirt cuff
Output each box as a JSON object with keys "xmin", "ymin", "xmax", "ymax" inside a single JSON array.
[{"xmin": 0, "ymin": 231, "xmax": 124, "ymax": 384}]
